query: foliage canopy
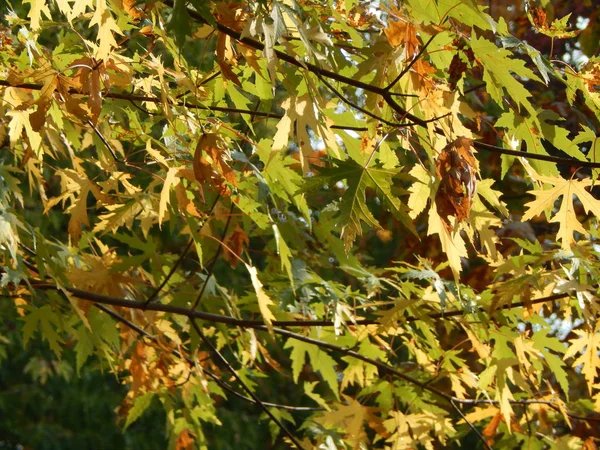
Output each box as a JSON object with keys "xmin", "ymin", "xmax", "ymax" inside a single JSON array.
[{"xmin": 2, "ymin": 0, "xmax": 600, "ymax": 448}]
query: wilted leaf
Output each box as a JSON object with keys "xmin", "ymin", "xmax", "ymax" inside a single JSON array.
[{"xmin": 435, "ymin": 137, "xmax": 478, "ymax": 232}]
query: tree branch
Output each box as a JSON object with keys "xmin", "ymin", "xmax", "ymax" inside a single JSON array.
[
  {"xmin": 450, "ymin": 399, "xmax": 493, "ymax": 450},
  {"xmin": 18, "ymin": 280, "xmax": 600, "ymax": 423},
  {"xmin": 28, "ymin": 280, "xmax": 572, "ymax": 329}
]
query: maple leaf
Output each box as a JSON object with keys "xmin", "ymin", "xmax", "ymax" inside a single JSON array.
[
  {"xmin": 22, "ymin": 305, "xmax": 64, "ymax": 358},
  {"xmin": 245, "ymin": 264, "xmax": 276, "ymax": 334},
  {"xmin": 45, "ymin": 169, "xmax": 110, "ymax": 243},
  {"xmin": 193, "ymin": 133, "xmax": 236, "ymax": 195},
  {"xmin": 385, "ymin": 20, "xmax": 419, "ymax": 56},
  {"xmin": 23, "ymin": 0, "xmax": 52, "ymax": 30},
  {"xmin": 435, "ymin": 137, "xmax": 478, "ymax": 232},
  {"xmin": 124, "ymin": 391, "xmax": 155, "ymax": 430},
  {"xmin": 470, "ymin": 33, "xmax": 540, "ymax": 116},
  {"xmin": 284, "ymin": 335, "xmax": 340, "ymax": 399},
  {"xmin": 564, "ymin": 325, "xmax": 600, "ymax": 394},
  {"xmin": 89, "ymin": 0, "xmax": 123, "ymax": 60},
  {"xmin": 526, "ymin": 7, "xmax": 580, "ymax": 39},
  {"xmin": 304, "ymin": 158, "xmax": 416, "ymax": 251},
  {"xmin": 319, "ymin": 395, "xmax": 380, "ymax": 446},
  {"xmin": 158, "ymin": 167, "xmax": 181, "ymax": 227},
  {"xmin": 223, "ymin": 226, "xmax": 249, "ymax": 267},
  {"xmin": 522, "ymin": 173, "xmax": 600, "ymax": 252},
  {"xmin": 272, "ymin": 94, "xmax": 338, "ymax": 171}
]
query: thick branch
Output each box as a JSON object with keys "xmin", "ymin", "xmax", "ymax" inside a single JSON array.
[{"xmin": 29, "ymin": 281, "xmax": 571, "ymax": 328}]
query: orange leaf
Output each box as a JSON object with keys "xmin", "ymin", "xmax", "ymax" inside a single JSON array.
[
  {"xmin": 384, "ymin": 20, "xmax": 419, "ymax": 56},
  {"xmin": 175, "ymin": 429, "xmax": 196, "ymax": 450},
  {"xmin": 223, "ymin": 226, "xmax": 249, "ymax": 267},
  {"xmin": 482, "ymin": 413, "xmax": 501, "ymax": 447},
  {"xmin": 30, "ymin": 75, "xmax": 58, "ymax": 132},
  {"xmin": 217, "ymin": 33, "xmax": 241, "ymax": 86},
  {"xmin": 193, "ymin": 133, "xmax": 236, "ymax": 195}
]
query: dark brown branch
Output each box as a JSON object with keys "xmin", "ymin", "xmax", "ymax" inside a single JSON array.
[
  {"xmin": 317, "ymin": 74, "xmax": 400, "ymax": 127},
  {"xmin": 29, "ymin": 280, "xmax": 571, "ymax": 329},
  {"xmin": 163, "ymin": 0, "xmax": 428, "ymax": 128},
  {"xmin": 0, "ymin": 80, "xmax": 279, "ymax": 119},
  {"xmin": 472, "ymin": 141, "xmax": 600, "ymax": 169}
]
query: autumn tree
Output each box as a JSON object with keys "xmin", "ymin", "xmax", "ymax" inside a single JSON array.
[{"xmin": 2, "ymin": 0, "xmax": 600, "ymax": 448}]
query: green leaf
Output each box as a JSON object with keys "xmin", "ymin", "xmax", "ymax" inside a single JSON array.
[
  {"xmin": 167, "ymin": 0, "xmax": 192, "ymax": 49},
  {"xmin": 22, "ymin": 304, "xmax": 64, "ymax": 358},
  {"xmin": 284, "ymin": 335, "xmax": 339, "ymax": 399},
  {"xmin": 124, "ymin": 392, "xmax": 156, "ymax": 430},
  {"xmin": 470, "ymin": 33, "xmax": 540, "ymax": 116},
  {"xmin": 75, "ymin": 324, "xmax": 94, "ymax": 374},
  {"xmin": 304, "ymin": 159, "xmax": 416, "ymax": 250}
]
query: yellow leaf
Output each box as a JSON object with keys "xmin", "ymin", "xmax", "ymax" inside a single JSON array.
[
  {"xmin": 522, "ymin": 174, "xmax": 600, "ymax": 251},
  {"xmin": 158, "ymin": 167, "xmax": 181, "ymax": 226},
  {"xmin": 564, "ymin": 325, "xmax": 600, "ymax": 394},
  {"xmin": 245, "ymin": 263, "xmax": 276, "ymax": 334},
  {"xmin": 89, "ymin": 0, "xmax": 123, "ymax": 60},
  {"xmin": 427, "ymin": 205, "xmax": 467, "ymax": 279},
  {"xmin": 6, "ymin": 110, "xmax": 43, "ymax": 155},
  {"xmin": 407, "ymin": 164, "xmax": 431, "ymax": 219},
  {"xmin": 23, "ymin": 0, "xmax": 52, "ymax": 30},
  {"xmin": 462, "ymin": 405, "xmax": 500, "ymax": 424}
]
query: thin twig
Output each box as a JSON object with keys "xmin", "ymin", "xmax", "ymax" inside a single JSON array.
[
  {"xmin": 385, "ymin": 33, "xmax": 437, "ymax": 92},
  {"xmin": 191, "ymin": 320, "xmax": 304, "ymax": 448},
  {"xmin": 144, "ymin": 194, "xmax": 221, "ymax": 307},
  {"xmin": 6, "ymin": 79, "xmax": 600, "ymax": 169},
  {"xmin": 450, "ymin": 399, "xmax": 493, "ymax": 450},
  {"xmin": 317, "ymin": 74, "xmax": 402, "ymax": 127},
  {"xmin": 15, "ymin": 281, "xmax": 600, "ymax": 423},
  {"xmin": 28, "ymin": 281, "xmax": 572, "ymax": 329},
  {"xmin": 87, "ymin": 119, "xmax": 121, "ymax": 163},
  {"xmin": 191, "ymin": 202, "xmax": 235, "ymax": 310},
  {"xmin": 143, "ymin": 239, "xmax": 193, "ymax": 307}
]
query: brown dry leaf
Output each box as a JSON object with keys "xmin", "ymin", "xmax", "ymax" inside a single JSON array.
[
  {"xmin": 448, "ymin": 53, "xmax": 468, "ymax": 90},
  {"xmin": 193, "ymin": 133, "xmax": 236, "ymax": 195},
  {"xmin": 217, "ymin": 33, "xmax": 241, "ymax": 86},
  {"xmin": 129, "ymin": 341, "xmax": 151, "ymax": 393},
  {"xmin": 70, "ymin": 57, "xmax": 104, "ymax": 123},
  {"xmin": 411, "ymin": 59, "xmax": 437, "ymax": 93},
  {"xmin": 223, "ymin": 226, "xmax": 249, "ymax": 267},
  {"xmin": 29, "ymin": 74, "xmax": 58, "ymax": 132},
  {"xmin": 435, "ymin": 137, "xmax": 478, "ymax": 232}
]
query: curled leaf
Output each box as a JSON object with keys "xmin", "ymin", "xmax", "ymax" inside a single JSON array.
[{"xmin": 435, "ymin": 137, "xmax": 478, "ymax": 231}]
